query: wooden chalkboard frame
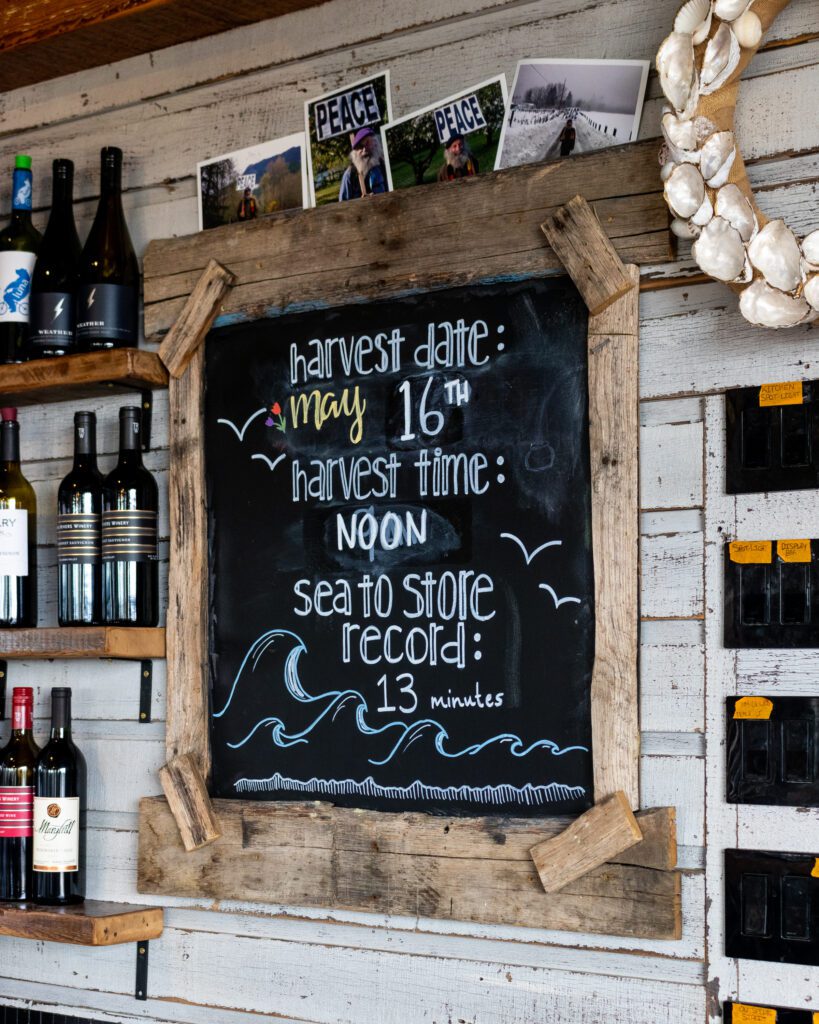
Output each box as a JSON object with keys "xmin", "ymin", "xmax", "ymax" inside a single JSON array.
[{"xmin": 138, "ymin": 156, "xmax": 679, "ymax": 938}]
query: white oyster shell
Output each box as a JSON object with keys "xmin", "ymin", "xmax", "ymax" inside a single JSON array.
[
  {"xmin": 671, "ymin": 218, "xmax": 701, "ymax": 239},
  {"xmin": 701, "ymin": 23, "xmax": 741, "ymax": 94},
  {"xmin": 802, "ymin": 229, "xmax": 819, "ymax": 268},
  {"xmin": 692, "ymin": 216, "xmax": 746, "ymax": 281},
  {"xmin": 748, "ymin": 220, "xmax": 804, "ymax": 292},
  {"xmin": 739, "ymin": 279, "xmax": 811, "ymax": 329},
  {"xmin": 660, "ymin": 160, "xmax": 677, "ymax": 182},
  {"xmin": 665, "ymin": 163, "xmax": 706, "ymax": 219},
  {"xmin": 733, "ymin": 9, "xmax": 762, "ymax": 47},
  {"xmin": 700, "ymin": 131, "xmax": 736, "ymax": 186},
  {"xmin": 805, "ymin": 275, "xmax": 819, "ymax": 312},
  {"xmin": 691, "ymin": 192, "xmax": 714, "ymax": 226},
  {"xmin": 662, "ymin": 110, "xmax": 700, "ymax": 163},
  {"xmin": 675, "ymin": 0, "xmax": 713, "ymax": 42},
  {"xmin": 693, "ymin": 115, "xmax": 719, "ymax": 141},
  {"xmin": 715, "ymin": 184, "xmax": 757, "ymax": 241},
  {"xmin": 657, "ymin": 32, "xmax": 697, "ymax": 114},
  {"xmin": 714, "ymin": 0, "xmax": 750, "ymax": 20}
]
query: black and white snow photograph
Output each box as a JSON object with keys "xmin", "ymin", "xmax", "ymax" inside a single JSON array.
[{"xmin": 497, "ymin": 58, "xmax": 649, "ymax": 168}]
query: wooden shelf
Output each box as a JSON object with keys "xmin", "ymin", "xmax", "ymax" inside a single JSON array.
[
  {"xmin": 0, "ymin": 348, "xmax": 168, "ymax": 407},
  {"xmin": 0, "ymin": 0, "xmax": 326, "ymax": 92},
  {"xmin": 0, "ymin": 626, "xmax": 165, "ymax": 659},
  {"xmin": 0, "ymin": 899, "xmax": 163, "ymax": 946}
]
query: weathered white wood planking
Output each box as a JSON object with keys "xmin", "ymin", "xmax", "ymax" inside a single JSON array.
[
  {"xmin": 1, "ymin": 0, "xmax": 812, "ymax": 136},
  {"xmin": 640, "ymin": 620, "xmax": 704, "ymax": 734},
  {"xmin": 640, "ymin": 512, "xmax": 704, "ymax": 620},
  {"xmin": 0, "ymin": 15, "xmax": 815, "ymax": 215},
  {"xmin": 0, "ymin": 925, "xmax": 707, "ymax": 1024},
  {"xmin": 737, "ymin": 648, "xmax": 819, "ymax": 692},
  {"xmin": 640, "ymin": 421, "xmax": 704, "ymax": 510}
]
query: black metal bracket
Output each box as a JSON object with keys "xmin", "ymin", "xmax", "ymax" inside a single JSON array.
[
  {"xmin": 0, "ymin": 660, "xmax": 6, "ymax": 721},
  {"xmin": 135, "ymin": 941, "xmax": 149, "ymax": 1000},
  {"xmin": 139, "ymin": 660, "xmax": 152, "ymax": 723},
  {"xmin": 140, "ymin": 390, "xmax": 153, "ymax": 452}
]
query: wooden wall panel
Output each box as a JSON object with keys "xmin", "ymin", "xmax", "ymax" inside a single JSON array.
[{"xmin": 0, "ymin": 0, "xmax": 814, "ymax": 1019}]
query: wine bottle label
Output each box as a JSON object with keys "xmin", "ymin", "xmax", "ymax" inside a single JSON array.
[
  {"xmin": 0, "ymin": 251, "xmax": 36, "ymax": 324},
  {"xmin": 76, "ymin": 284, "xmax": 137, "ymax": 344},
  {"xmin": 33, "ymin": 796, "xmax": 80, "ymax": 872},
  {"xmin": 102, "ymin": 509, "xmax": 158, "ymax": 562},
  {"xmin": 0, "ymin": 508, "xmax": 28, "ymax": 576},
  {"xmin": 12, "ymin": 169, "xmax": 32, "ymax": 212},
  {"xmin": 30, "ymin": 291, "xmax": 74, "ymax": 342},
  {"xmin": 0, "ymin": 785, "xmax": 33, "ymax": 838},
  {"xmin": 58, "ymin": 513, "xmax": 101, "ymax": 564}
]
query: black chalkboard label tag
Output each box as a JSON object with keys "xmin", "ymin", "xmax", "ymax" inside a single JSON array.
[{"xmin": 205, "ymin": 277, "xmax": 595, "ymax": 816}]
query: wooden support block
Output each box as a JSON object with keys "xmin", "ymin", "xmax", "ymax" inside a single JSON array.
[
  {"xmin": 530, "ymin": 791, "xmax": 642, "ymax": 894},
  {"xmin": 541, "ymin": 195, "xmax": 636, "ymax": 315},
  {"xmin": 616, "ymin": 806, "xmax": 677, "ymax": 870},
  {"xmin": 159, "ymin": 753, "xmax": 221, "ymax": 852},
  {"xmin": 158, "ymin": 258, "xmax": 236, "ymax": 378},
  {"xmin": 588, "ymin": 264, "xmax": 641, "ymax": 808}
]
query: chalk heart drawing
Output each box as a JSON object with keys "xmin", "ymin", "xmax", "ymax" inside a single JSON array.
[{"xmin": 213, "ymin": 629, "xmax": 588, "ymax": 805}]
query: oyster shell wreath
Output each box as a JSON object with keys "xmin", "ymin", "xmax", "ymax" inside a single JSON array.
[{"xmin": 656, "ymin": 0, "xmax": 818, "ymax": 329}]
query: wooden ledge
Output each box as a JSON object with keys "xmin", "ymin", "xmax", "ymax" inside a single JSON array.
[
  {"xmin": 0, "ymin": 348, "xmax": 168, "ymax": 406},
  {"xmin": 0, "ymin": 900, "xmax": 163, "ymax": 946},
  {"xmin": 0, "ymin": 626, "xmax": 165, "ymax": 659}
]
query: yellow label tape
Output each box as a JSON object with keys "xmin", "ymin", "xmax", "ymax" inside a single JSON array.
[
  {"xmin": 777, "ymin": 539, "xmax": 812, "ymax": 563},
  {"xmin": 734, "ymin": 697, "xmax": 774, "ymax": 720},
  {"xmin": 811, "ymin": 858, "xmax": 819, "ymax": 879},
  {"xmin": 732, "ymin": 1005, "xmax": 776, "ymax": 1024},
  {"xmin": 759, "ymin": 380, "xmax": 803, "ymax": 407},
  {"xmin": 730, "ymin": 541, "xmax": 772, "ymax": 564}
]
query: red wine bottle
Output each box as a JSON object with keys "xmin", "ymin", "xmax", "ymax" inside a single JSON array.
[
  {"xmin": 58, "ymin": 411, "xmax": 103, "ymax": 625},
  {"xmin": 33, "ymin": 687, "xmax": 86, "ymax": 905},
  {"xmin": 0, "ymin": 155, "xmax": 42, "ymax": 364},
  {"xmin": 0, "ymin": 686, "xmax": 39, "ymax": 901},
  {"xmin": 102, "ymin": 406, "xmax": 158, "ymax": 625},
  {"xmin": 0, "ymin": 407, "xmax": 37, "ymax": 627},
  {"xmin": 76, "ymin": 147, "xmax": 139, "ymax": 351},
  {"xmin": 28, "ymin": 158, "xmax": 81, "ymax": 359}
]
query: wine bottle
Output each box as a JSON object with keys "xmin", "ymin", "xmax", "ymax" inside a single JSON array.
[
  {"xmin": 76, "ymin": 147, "xmax": 139, "ymax": 351},
  {"xmin": 102, "ymin": 406, "xmax": 158, "ymax": 625},
  {"xmin": 0, "ymin": 155, "xmax": 42, "ymax": 364},
  {"xmin": 33, "ymin": 687, "xmax": 86, "ymax": 905},
  {"xmin": 0, "ymin": 407, "xmax": 37, "ymax": 627},
  {"xmin": 28, "ymin": 159, "xmax": 81, "ymax": 359},
  {"xmin": 58, "ymin": 411, "xmax": 102, "ymax": 626},
  {"xmin": 0, "ymin": 687, "xmax": 39, "ymax": 901}
]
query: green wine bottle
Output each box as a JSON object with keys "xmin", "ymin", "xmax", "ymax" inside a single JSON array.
[{"xmin": 0, "ymin": 155, "xmax": 42, "ymax": 364}]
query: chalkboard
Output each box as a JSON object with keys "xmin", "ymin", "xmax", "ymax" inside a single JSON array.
[{"xmin": 205, "ymin": 277, "xmax": 595, "ymax": 816}]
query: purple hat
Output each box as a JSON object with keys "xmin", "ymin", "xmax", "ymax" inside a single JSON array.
[{"xmin": 352, "ymin": 127, "xmax": 375, "ymax": 147}]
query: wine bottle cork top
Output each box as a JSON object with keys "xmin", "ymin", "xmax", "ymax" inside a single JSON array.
[
  {"xmin": 14, "ymin": 155, "xmax": 32, "ymax": 170},
  {"xmin": 0, "ymin": 407, "xmax": 18, "ymax": 422}
]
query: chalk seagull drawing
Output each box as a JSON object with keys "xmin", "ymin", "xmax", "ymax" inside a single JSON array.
[
  {"xmin": 499, "ymin": 532, "xmax": 561, "ymax": 565},
  {"xmin": 251, "ymin": 453, "xmax": 286, "ymax": 472},
  {"xmin": 217, "ymin": 407, "xmax": 267, "ymax": 442},
  {"xmin": 538, "ymin": 583, "xmax": 582, "ymax": 609},
  {"xmin": 213, "ymin": 629, "xmax": 588, "ymax": 805}
]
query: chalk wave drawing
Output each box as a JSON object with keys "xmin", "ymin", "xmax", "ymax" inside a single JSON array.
[
  {"xmin": 213, "ymin": 629, "xmax": 588, "ymax": 804},
  {"xmin": 499, "ymin": 532, "xmax": 561, "ymax": 565},
  {"xmin": 235, "ymin": 773, "xmax": 585, "ymax": 805},
  {"xmin": 538, "ymin": 583, "xmax": 582, "ymax": 609},
  {"xmin": 217, "ymin": 407, "xmax": 267, "ymax": 442}
]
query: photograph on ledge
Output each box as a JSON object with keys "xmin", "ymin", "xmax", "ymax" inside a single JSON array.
[
  {"xmin": 196, "ymin": 132, "xmax": 308, "ymax": 230},
  {"xmin": 497, "ymin": 59, "xmax": 649, "ymax": 169},
  {"xmin": 381, "ymin": 75, "xmax": 507, "ymax": 191},
  {"xmin": 304, "ymin": 72, "xmax": 392, "ymax": 206}
]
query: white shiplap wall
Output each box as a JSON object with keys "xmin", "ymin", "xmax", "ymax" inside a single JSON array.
[{"xmin": 0, "ymin": 0, "xmax": 816, "ymax": 1020}]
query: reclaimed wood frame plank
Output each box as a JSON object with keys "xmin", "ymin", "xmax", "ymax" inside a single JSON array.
[{"xmin": 138, "ymin": 797, "xmax": 681, "ymax": 939}]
